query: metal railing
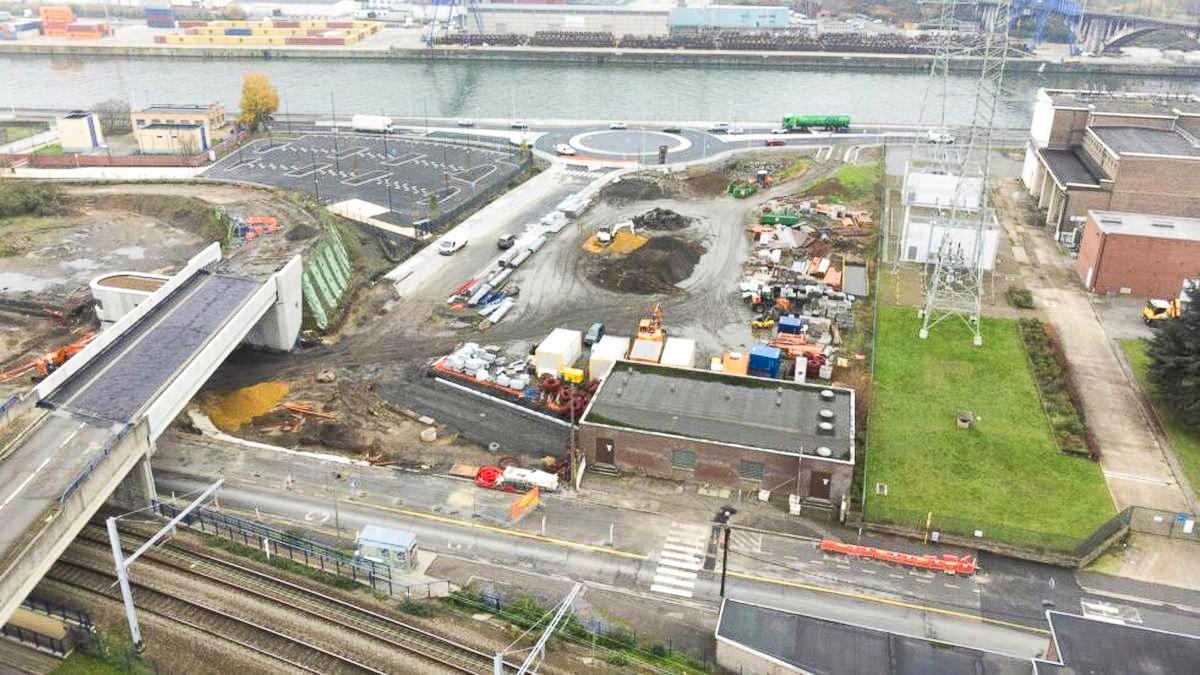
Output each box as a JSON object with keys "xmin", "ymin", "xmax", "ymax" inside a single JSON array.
[
  {"xmin": 1, "ymin": 622, "xmax": 74, "ymax": 656},
  {"xmin": 153, "ymin": 501, "xmax": 395, "ymax": 595},
  {"xmin": 59, "ymin": 424, "xmax": 133, "ymax": 508},
  {"xmin": 22, "ymin": 595, "xmax": 93, "ymax": 628}
]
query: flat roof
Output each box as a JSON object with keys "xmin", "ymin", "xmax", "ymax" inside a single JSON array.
[
  {"xmin": 61, "ymin": 110, "xmax": 92, "ymax": 119},
  {"xmin": 1089, "ymin": 210, "xmax": 1200, "ymax": 242},
  {"xmin": 139, "ymin": 103, "xmax": 216, "ymax": 113},
  {"xmin": 475, "ymin": 4, "xmax": 667, "ymax": 14},
  {"xmin": 1047, "ymin": 90, "xmax": 1200, "ymax": 117},
  {"xmin": 717, "ymin": 599, "xmax": 1029, "ymax": 675},
  {"xmin": 357, "ymin": 524, "xmax": 416, "ymax": 549},
  {"xmin": 1038, "ymin": 148, "xmax": 1103, "ymax": 187},
  {"xmin": 582, "ymin": 360, "xmax": 854, "ymax": 461},
  {"xmin": 903, "ymin": 172, "xmax": 983, "ymax": 210},
  {"xmin": 1090, "ymin": 126, "xmax": 1200, "ymax": 157},
  {"xmin": 1035, "ymin": 611, "xmax": 1200, "ymax": 675}
]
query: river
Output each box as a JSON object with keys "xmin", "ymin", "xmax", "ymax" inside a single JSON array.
[{"xmin": 3, "ymin": 54, "xmax": 1197, "ymax": 126}]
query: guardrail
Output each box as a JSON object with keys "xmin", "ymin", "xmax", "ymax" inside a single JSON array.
[
  {"xmin": 59, "ymin": 424, "xmax": 132, "ymax": 508},
  {"xmin": 22, "ymin": 595, "xmax": 92, "ymax": 628},
  {"xmin": 0, "ymin": 622, "xmax": 74, "ymax": 656}
]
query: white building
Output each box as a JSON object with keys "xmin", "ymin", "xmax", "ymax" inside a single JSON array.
[
  {"xmin": 237, "ymin": 0, "xmax": 358, "ymax": 18},
  {"xmin": 471, "ymin": 4, "xmax": 670, "ymax": 37},
  {"xmin": 898, "ymin": 169, "xmax": 999, "ymax": 271}
]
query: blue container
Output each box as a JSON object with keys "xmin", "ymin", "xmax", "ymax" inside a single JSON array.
[
  {"xmin": 225, "ymin": 28, "xmax": 252, "ymax": 35},
  {"xmin": 778, "ymin": 315, "xmax": 806, "ymax": 335},
  {"xmin": 748, "ymin": 344, "xmax": 781, "ymax": 378},
  {"xmin": 145, "ymin": 8, "xmax": 176, "ymax": 15}
]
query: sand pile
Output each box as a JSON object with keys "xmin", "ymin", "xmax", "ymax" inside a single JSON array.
[{"xmin": 201, "ymin": 381, "xmax": 290, "ymax": 431}]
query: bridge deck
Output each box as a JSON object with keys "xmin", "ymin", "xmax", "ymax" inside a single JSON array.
[{"xmin": 45, "ymin": 272, "xmax": 260, "ymax": 423}]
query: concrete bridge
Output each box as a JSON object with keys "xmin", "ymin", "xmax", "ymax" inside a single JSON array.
[
  {"xmin": 979, "ymin": 1, "xmax": 1200, "ymax": 55},
  {"xmin": 0, "ymin": 243, "xmax": 301, "ymax": 626}
]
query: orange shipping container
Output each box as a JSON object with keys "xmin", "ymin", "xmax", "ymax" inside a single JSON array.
[{"xmin": 721, "ymin": 351, "xmax": 749, "ymax": 376}]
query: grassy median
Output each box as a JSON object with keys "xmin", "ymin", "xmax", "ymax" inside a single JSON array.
[
  {"xmin": 864, "ymin": 305, "xmax": 1113, "ymax": 550},
  {"xmin": 1119, "ymin": 338, "xmax": 1200, "ymax": 492}
]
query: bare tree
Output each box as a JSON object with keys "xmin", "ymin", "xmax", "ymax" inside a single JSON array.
[
  {"xmin": 94, "ymin": 99, "xmax": 132, "ymax": 135},
  {"xmin": 178, "ymin": 132, "xmax": 200, "ymax": 157}
]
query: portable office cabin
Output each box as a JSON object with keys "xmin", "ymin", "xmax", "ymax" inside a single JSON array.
[
  {"xmin": 535, "ymin": 328, "xmax": 582, "ymax": 377},
  {"xmin": 356, "ymin": 524, "xmax": 417, "ymax": 570}
]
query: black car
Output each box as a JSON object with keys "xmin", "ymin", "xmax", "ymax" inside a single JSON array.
[
  {"xmin": 662, "ymin": 126, "xmax": 683, "ymax": 134},
  {"xmin": 497, "ymin": 234, "xmax": 516, "ymax": 249}
]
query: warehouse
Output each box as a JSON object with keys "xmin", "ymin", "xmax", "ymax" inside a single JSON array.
[
  {"xmin": 134, "ymin": 123, "xmax": 209, "ymax": 155},
  {"xmin": 1075, "ymin": 210, "xmax": 1200, "ymax": 298},
  {"xmin": 716, "ymin": 599, "xmax": 1028, "ymax": 675},
  {"xmin": 1021, "ymin": 88, "xmax": 1200, "ymax": 240},
  {"xmin": 470, "ymin": 5, "xmax": 670, "ymax": 37},
  {"xmin": 669, "ymin": 6, "xmax": 790, "ymax": 32},
  {"xmin": 578, "ymin": 361, "xmax": 855, "ymax": 509}
]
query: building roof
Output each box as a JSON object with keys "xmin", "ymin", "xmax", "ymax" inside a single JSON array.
[
  {"xmin": 1089, "ymin": 210, "xmax": 1200, "ymax": 242},
  {"xmin": 61, "ymin": 110, "xmax": 93, "ymax": 119},
  {"xmin": 141, "ymin": 123, "xmax": 204, "ymax": 130},
  {"xmin": 581, "ymin": 360, "xmax": 854, "ymax": 462},
  {"xmin": 138, "ymin": 103, "xmax": 217, "ymax": 114},
  {"xmin": 357, "ymin": 524, "xmax": 416, "ymax": 550},
  {"xmin": 717, "ymin": 599, "xmax": 1029, "ymax": 675},
  {"xmin": 1090, "ymin": 126, "xmax": 1200, "ymax": 157},
  {"xmin": 902, "ymin": 171, "xmax": 983, "ymax": 210},
  {"xmin": 1038, "ymin": 148, "xmax": 1103, "ymax": 187},
  {"xmin": 1034, "ymin": 611, "xmax": 1200, "ymax": 675},
  {"xmin": 475, "ymin": 4, "xmax": 668, "ymax": 14},
  {"xmin": 1047, "ymin": 90, "xmax": 1200, "ymax": 117}
]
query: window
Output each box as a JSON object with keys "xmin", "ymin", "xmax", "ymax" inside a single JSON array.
[
  {"xmin": 738, "ymin": 460, "xmax": 764, "ymax": 482},
  {"xmin": 671, "ymin": 449, "xmax": 696, "ymax": 470}
]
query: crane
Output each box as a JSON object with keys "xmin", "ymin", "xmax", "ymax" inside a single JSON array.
[
  {"xmin": 1010, "ymin": 0, "xmax": 1085, "ymax": 55},
  {"xmin": 0, "ymin": 333, "xmax": 94, "ymax": 383}
]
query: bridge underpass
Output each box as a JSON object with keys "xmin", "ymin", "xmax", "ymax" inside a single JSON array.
[{"xmin": 0, "ymin": 242, "xmax": 302, "ymax": 626}]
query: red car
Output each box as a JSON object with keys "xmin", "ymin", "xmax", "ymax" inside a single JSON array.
[{"xmin": 765, "ymin": 139, "xmax": 786, "ymax": 147}]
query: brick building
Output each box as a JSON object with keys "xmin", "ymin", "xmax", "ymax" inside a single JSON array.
[
  {"xmin": 1076, "ymin": 210, "xmax": 1200, "ymax": 298},
  {"xmin": 1020, "ymin": 89, "xmax": 1200, "ymax": 240},
  {"xmin": 578, "ymin": 361, "xmax": 855, "ymax": 510}
]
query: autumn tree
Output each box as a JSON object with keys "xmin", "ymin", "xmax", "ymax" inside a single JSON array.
[{"xmin": 238, "ymin": 73, "xmax": 279, "ymax": 132}]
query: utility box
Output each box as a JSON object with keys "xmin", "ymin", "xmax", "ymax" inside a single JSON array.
[{"xmin": 535, "ymin": 328, "xmax": 582, "ymax": 377}]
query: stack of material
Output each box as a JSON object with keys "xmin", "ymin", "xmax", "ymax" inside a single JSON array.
[
  {"xmin": 145, "ymin": 6, "xmax": 177, "ymax": 29},
  {"xmin": 0, "ymin": 19, "xmax": 41, "ymax": 40},
  {"xmin": 38, "ymin": 5, "xmax": 75, "ymax": 36},
  {"xmin": 64, "ymin": 20, "xmax": 111, "ymax": 39}
]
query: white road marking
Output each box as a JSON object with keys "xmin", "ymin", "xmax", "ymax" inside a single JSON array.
[
  {"xmin": 652, "ymin": 575, "xmax": 695, "ymax": 589},
  {"xmin": 650, "ymin": 584, "xmax": 693, "ymax": 598},
  {"xmin": 654, "ymin": 567, "xmax": 698, "ymax": 581}
]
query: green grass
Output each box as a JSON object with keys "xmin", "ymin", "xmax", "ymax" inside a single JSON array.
[
  {"xmin": 865, "ymin": 306, "xmax": 1113, "ymax": 549},
  {"xmin": 0, "ymin": 124, "xmax": 44, "ymax": 143},
  {"xmin": 1119, "ymin": 339, "xmax": 1200, "ymax": 492},
  {"xmin": 33, "ymin": 143, "xmax": 62, "ymax": 155},
  {"xmin": 832, "ymin": 163, "xmax": 880, "ymax": 201},
  {"xmin": 52, "ymin": 652, "xmax": 130, "ymax": 675}
]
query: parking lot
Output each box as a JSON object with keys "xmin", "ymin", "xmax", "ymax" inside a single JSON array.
[{"xmin": 206, "ymin": 133, "xmax": 524, "ymax": 224}]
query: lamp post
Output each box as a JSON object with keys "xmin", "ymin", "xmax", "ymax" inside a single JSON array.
[{"xmin": 715, "ymin": 506, "xmax": 737, "ymax": 598}]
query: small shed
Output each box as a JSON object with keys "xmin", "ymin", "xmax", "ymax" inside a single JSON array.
[{"xmin": 356, "ymin": 524, "xmax": 417, "ymax": 570}]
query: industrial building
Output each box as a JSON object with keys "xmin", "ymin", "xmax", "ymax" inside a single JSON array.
[
  {"xmin": 1021, "ymin": 88, "xmax": 1200, "ymax": 240},
  {"xmin": 1075, "ymin": 210, "xmax": 1200, "ymax": 298},
  {"xmin": 55, "ymin": 110, "xmax": 105, "ymax": 152},
  {"xmin": 236, "ymin": 0, "xmax": 358, "ymax": 18},
  {"xmin": 715, "ymin": 599, "xmax": 1029, "ymax": 675},
  {"xmin": 1033, "ymin": 610, "xmax": 1200, "ymax": 674},
  {"xmin": 897, "ymin": 169, "xmax": 999, "ymax": 270},
  {"xmin": 578, "ymin": 361, "xmax": 855, "ymax": 509},
  {"xmin": 131, "ymin": 103, "xmax": 225, "ymax": 155},
  {"xmin": 131, "ymin": 103, "xmax": 226, "ymax": 138},
  {"xmin": 470, "ymin": 4, "xmax": 670, "ymax": 36},
  {"xmin": 668, "ymin": 6, "xmax": 790, "ymax": 32}
]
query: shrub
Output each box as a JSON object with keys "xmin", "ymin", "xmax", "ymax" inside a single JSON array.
[
  {"xmin": 0, "ymin": 181, "xmax": 61, "ymax": 219},
  {"xmin": 1006, "ymin": 287, "xmax": 1034, "ymax": 309},
  {"xmin": 398, "ymin": 597, "xmax": 434, "ymax": 616},
  {"xmin": 1018, "ymin": 319, "xmax": 1096, "ymax": 458}
]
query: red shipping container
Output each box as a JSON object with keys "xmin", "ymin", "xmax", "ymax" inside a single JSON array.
[
  {"xmin": 272, "ymin": 20, "xmax": 300, "ymax": 27},
  {"xmin": 179, "ymin": 20, "xmax": 206, "ymax": 28},
  {"xmin": 326, "ymin": 21, "xmax": 352, "ymax": 28}
]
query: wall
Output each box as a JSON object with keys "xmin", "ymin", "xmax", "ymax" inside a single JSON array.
[
  {"xmin": 134, "ymin": 125, "xmax": 207, "ymax": 155},
  {"xmin": 578, "ymin": 424, "xmax": 852, "ymax": 503},
  {"xmin": 56, "ymin": 115, "xmax": 103, "ymax": 152},
  {"xmin": 1077, "ymin": 225, "xmax": 1200, "ymax": 298},
  {"xmin": 899, "ymin": 215, "xmax": 1000, "ymax": 271},
  {"xmin": 1108, "ymin": 156, "xmax": 1200, "ymax": 218},
  {"xmin": 1047, "ymin": 106, "xmax": 1090, "ymax": 149},
  {"xmin": 244, "ymin": 256, "xmax": 304, "ymax": 350},
  {"xmin": 715, "ymin": 638, "xmax": 793, "ymax": 675}
]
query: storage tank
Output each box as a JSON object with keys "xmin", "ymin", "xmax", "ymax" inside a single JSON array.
[
  {"xmin": 659, "ymin": 337, "xmax": 696, "ymax": 369},
  {"xmin": 534, "ymin": 328, "xmax": 582, "ymax": 377},
  {"xmin": 588, "ymin": 335, "xmax": 630, "ymax": 380}
]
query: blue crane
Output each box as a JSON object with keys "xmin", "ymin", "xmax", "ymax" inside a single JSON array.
[{"xmin": 1010, "ymin": 0, "xmax": 1085, "ymax": 55}]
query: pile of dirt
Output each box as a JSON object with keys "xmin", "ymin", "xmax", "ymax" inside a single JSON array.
[
  {"xmin": 632, "ymin": 207, "xmax": 692, "ymax": 231},
  {"xmin": 200, "ymin": 381, "xmax": 290, "ymax": 431},
  {"xmin": 803, "ymin": 176, "xmax": 850, "ymax": 200},
  {"xmin": 286, "ymin": 223, "xmax": 320, "ymax": 241},
  {"xmin": 588, "ymin": 235, "xmax": 705, "ymax": 294},
  {"xmin": 683, "ymin": 171, "xmax": 729, "ymax": 196},
  {"xmin": 601, "ymin": 177, "xmax": 667, "ymax": 204}
]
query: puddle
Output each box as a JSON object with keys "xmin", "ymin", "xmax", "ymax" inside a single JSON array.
[
  {"xmin": 0, "ymin": 272, "xmax": 55, "ymax": 293},
  {"xmin": 112, "ymin": 246, "xmax": 146, "ymax": 260}
]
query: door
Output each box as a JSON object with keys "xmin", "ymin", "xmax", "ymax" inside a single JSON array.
[
  {"xmin": 808, "ymin": 471, "xmax": 832, "ymax": 501},
  {"xmin": 595, "ymin": 438, "xmax": 615, "ymax": 465}
]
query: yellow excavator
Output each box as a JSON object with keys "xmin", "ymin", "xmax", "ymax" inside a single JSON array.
[{"xmin": 1142, "ymin": 278, "xmax": 1197, "ymax": 325}]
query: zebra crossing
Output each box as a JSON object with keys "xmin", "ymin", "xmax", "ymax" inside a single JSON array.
[{"xmin": 650, "ymin": 522, "xmax": 710, "ymax": 599}]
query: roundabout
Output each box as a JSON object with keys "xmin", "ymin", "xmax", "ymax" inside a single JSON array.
[{"xmin": 567, "ymin": 129, "xmax": 692, "ymax": 157}]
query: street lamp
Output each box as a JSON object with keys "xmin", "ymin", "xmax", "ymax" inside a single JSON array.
[{"xmin": 715, "ymin": 506, "xmax": 738, "ymax": 597}]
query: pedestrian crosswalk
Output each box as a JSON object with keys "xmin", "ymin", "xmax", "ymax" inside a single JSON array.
[
  {"xmin": 650, "ymin": 522, "xmax": 710, "ymax": 599},
  {"xmin": 729, "ymin": 529, "xmax": 763, "ymax": 554}
]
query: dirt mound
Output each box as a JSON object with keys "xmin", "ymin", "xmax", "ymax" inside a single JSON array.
[
  {"xmin": 601, "ymin": 177, "xmax": 666, "ymax": 204},
  {"xmin": 683, "ymin": 171, "xmax": 729, "ymax": 196},
  {"xmin": 632, "ymin": 207, "xmax": 692, "ymax": 231},
  {"xmin": 588, "ymin": 235, "xmax": 705, "ymax": 294},
  {"xmin": 286, "ymin": 223, "xmax": 320, "ymax": 241},
  {"xmin": 89, "ymin": 194, "xmax": 221, "ymax": 239}
]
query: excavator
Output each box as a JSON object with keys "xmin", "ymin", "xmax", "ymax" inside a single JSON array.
[
  {"xmin": 636, "ymin": 303, "xmax": 666, "ymax": 342},
  {"xmin": 0, "ymin": 333, "xmax": 94, "ymax": 383},
  {"xmin": 596, "ymin": 220, "xmax": 636, "ymax": 246},
  {"xmin": 1142, "ymin": 278, "xmax": 1197, "ymax": 325}
]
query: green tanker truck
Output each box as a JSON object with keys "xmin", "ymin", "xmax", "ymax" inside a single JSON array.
[{"xmin": 781, "ymin": 115, "xmax": 851, "ymax": 132}]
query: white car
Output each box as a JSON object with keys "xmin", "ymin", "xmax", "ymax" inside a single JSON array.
[
  {"xmin": 771, "ymin": 127, "xmax": 790, "ymax": 134},
  {"xmin": 926, "ymin": 129, "xmax": 956, "ymax": 145},
  {"xmin": 708, "ymin": 122, "xmax": 731, "ymax": 133},
  {"xmin": 555, "ymin": 144, "xmax": 576, "ymax": 156},
  {"xmin": 510, "ymin": 119, "xmax": 528, "ymax": 129},
  {"xmin": 727, "ymin": 127, "xmax": 746, "ymax": 135},
  {"xmin": 456, "ymin": 119, "xmax": 474, "ymax": 127},
  {"xmin": 437, "ymin": 237, "xmax": 467, "ymax": 255},
  {"xmin": 609, "ymin": 121, "xmax": 628, "ymax": 130}
]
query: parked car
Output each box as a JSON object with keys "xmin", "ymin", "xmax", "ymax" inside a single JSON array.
[
  {"xmin": 765, "ymin": 139, "xmax": 786, "ymax": 147},
  {"xmin": 497, "ymin": 234, "xmax": 516, "ymax": 249},
  {"xmin": 438, "ymin": 237, "xmax": 467, "ymax": 255},
  {"xmin": 708, "ymin": 122, "xmax": 731, "ymax": 133},
  {"xmin": 584, "ymin": 322, "xmax": 605, "ymax": 346},
  {"xmin": 510, "ymin": 119, "xmax": 529, "ymax": 129},
  {"xmin": 727, "ymin": 127, "xmax": 745, "ymax": 135},
  {"xmin": 926, "ymin": 129, "xmax": 955, "ymax": 144},
  {"xmin": 609, "ymin": 121, "xmax": 628, "ymax": 130},
  {"xmin": 456, "ymin": 119, "xmax": 475, "ymax": 127},
  {"xmin": 555, "ymin": 144, "xmax": 576, "ymax": 156},
  {"xmin": 771, "ymin": 127, "xmax": 790, "ymax": 134},
  {"xmin": 662, "ymin": 125, "xmax": 683, "ymax": 134}
]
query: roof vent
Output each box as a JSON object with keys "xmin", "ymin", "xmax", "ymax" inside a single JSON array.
[
  {"xmin": 819, "ymin": 409, "xmax": 835, "ymax": 422},
  {"xmin": 1151, "ymin": 221, "xmax": 1175, "ymax": 229},
  {"xmin": 816, "ymin": 446, "xmax": 833, "ymax": 458},
  {"xmin": 817, "ymin": 421, "xmax": 835, "ymax": 436},
  {"xmin": 819, "ymin": 389, "xmax": 835, "ymax": 402}
]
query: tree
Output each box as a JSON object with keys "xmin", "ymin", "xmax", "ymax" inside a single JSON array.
[
  {"xmin": 94, "ymin": 99, "xmax": 131, "ymax": 135},
  {"xmin": 1147, "ymin": 301, "xmax": 1200, "ymax": 428},
  {"xmin": 225, "ymin": 4, "xmax": 246, "ymax": 20},
  {"xmin": 239, "ymin": 73, "xmax": 279, "ymax": 132}
]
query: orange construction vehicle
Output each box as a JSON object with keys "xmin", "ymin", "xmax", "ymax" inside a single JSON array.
[
  {"xmin": 636, "ymin": 303, "xmax": 666, "ymax": 342},
  {"xmin": 0, "ymin": 333, "xmax": 94, "ymax": 383}
]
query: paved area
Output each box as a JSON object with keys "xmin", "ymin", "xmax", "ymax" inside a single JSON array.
[{"xmin": 206, "ymin": 133, "xmax": 523, "ymax": 225}]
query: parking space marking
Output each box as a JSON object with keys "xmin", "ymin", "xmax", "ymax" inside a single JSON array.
[
  {"xmin": 383, "ymin": 152, "xmax": 425, "ymax": 167},
  {"xmin": 343, "ymin": 169, "xmax": 392, "ymax": 187},
  {"xmin": 286, "ymin": 163, "xmax": 333, "ymax": 178}
]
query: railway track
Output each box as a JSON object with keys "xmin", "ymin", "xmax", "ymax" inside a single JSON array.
[
  {"xmin": 73, "ymin": 525, "xmax": 518, "ymax": 674},
  {"xmin": 46, "ymin": 557, "xmax": 383, "ymax": 675}
]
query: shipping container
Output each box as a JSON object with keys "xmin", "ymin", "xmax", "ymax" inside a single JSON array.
[
  {"xmin": 535, "ymin": 328, "xmax": 583, "ymax": 377},
  {"xmin": 722, "ymin": 352, "xmax": 749, "ymax": 376},
  {"xmin": 778, "ymin": 315, "xmax": 806, "ymax": 335},
  {"xmin": 659, "ymin": 337, "xmax": 697, "ymax": 369},
  {"xmin": 588, "ymin": 335, "xmax": 630, "ymax": 380},
  {"xmin": 748, "ymin": 344, "xmax": 782, "ymax": 378},
  {"xmin": 225, "ymin": 28, "xmax": 252, "ymax": 36}
]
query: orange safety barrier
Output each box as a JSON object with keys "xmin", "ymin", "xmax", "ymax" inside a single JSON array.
[{"xmin": 819, "ymin": 539, "xmax": 977, "ymax": 576}]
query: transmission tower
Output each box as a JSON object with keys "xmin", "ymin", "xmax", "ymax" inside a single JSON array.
[{"xmin": 918, "ymin": 0, "xmax": 1013, "ymax": 346}]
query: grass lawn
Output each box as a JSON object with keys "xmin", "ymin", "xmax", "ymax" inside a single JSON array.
[
  {"xmin": 832, "ymin": 163, "xmax": 879, "ymax": 201},
  {"xmin": 865, "ymin": 305, "xmax": 1114, "ymax": 549},
  {"xmin": 1, "ymin": 124, "xmax": 45, "ymax": 143},
  {"xmin": 1119, "ymin": 339, "xmax": 1200, "ymax": 492},
  {"xmin": 33, "ymin": 143, "xmax": 63, "ymax": 155}
]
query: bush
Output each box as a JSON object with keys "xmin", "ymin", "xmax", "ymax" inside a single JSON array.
[
  {"xmin": 398, "ymin": 597, "xmax": 434, "ymax": 616},
  {"xmin": 0, "ymin": 181, "xmax": 62, "ymax": 219},
  {"xmin": 205, "ymin": 536, "xmax": 360, "ymax": 590},
  {"xmin": 1006, "ymin": 286, "xmax": 1034, "ymax": 309},
  {"xmin": 1018, "ymin": 319, "xmax": 1096, "ymax": 458}
]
